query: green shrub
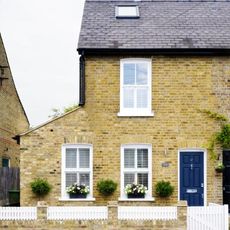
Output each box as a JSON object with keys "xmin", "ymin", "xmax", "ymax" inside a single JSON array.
[
  {"xmin": 97, "ymin": 179, "xmax": 117, "ymax": 196},
  {"xmin": 155, "ymin": 180, "xmax": 174, "ymax": 198},
  {"xmin": 30, "ymin": 178, "xmax": 52, "ymax": 198}
]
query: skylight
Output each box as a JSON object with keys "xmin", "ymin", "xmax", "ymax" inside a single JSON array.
[{"xmin": 116, "ymin": 6, "xmax": 139, "ymax": 18}]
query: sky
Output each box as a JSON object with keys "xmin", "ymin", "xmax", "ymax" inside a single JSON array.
[{"xmin": 0, "ymin": 0, "xmax": 85, "ymax": 127}]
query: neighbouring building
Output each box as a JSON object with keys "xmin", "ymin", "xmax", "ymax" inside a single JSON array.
[
  {"xmin": 20, "ymin": 0, "xmax": 230, "ymax": 208},
  {"xmin": 0, "ymin": 34, "xmax": 29, "ymax": 168}
]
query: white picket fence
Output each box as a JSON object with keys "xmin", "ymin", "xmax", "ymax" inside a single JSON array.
[
  {"xmin": 47, "ymin": 206, "xmax": 108, "ymax": 220},
  {"xmin": 187, "ymin": 204, "xmax": 228, "ymax": 230},
  {"xmin": 118, "ymin": 206, "xmax": 177, "ymax": 220},
  {"xmin": 0, "ymin": 207, "xmax": 37, "ymax": 220}
]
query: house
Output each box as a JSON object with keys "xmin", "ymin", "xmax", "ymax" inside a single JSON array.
[
  {"xmin": 20, "ymin": 0, "xmax": 230, "ymax": 207},
  {"xmin": 0, "ymin": 34, "xmax": 29, "ymax": 168}
]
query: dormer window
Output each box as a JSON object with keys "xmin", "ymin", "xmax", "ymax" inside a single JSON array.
[{"xmin": 116, "ymin": 6, "xmax": 139, "ymax": 18}]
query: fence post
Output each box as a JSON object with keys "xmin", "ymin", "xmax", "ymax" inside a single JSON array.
[
  {"xmin": 177, "ymin": 200, "xmax": 187, "ymax": 229},
  {"xmin": 37, "ymin": 201, "xmax": 47, "ymax": 220},
  {"xmin": 108, "ymin": 201, "xmax": 118, "ymax": 225},
  {"xmin": 224, "ymin": 204, "xmax": 229, "ymax": 230}
]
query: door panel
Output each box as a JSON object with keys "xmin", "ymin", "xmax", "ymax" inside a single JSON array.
[
  {"xmin": 223, "ymin": 150, "xmax": 230, "ymax": 212},
  {"xmin": 180, "ymin": 152, "xmax": 204, "ymax": 206}
]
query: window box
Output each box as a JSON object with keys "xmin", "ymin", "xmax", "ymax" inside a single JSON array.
[
  {"xmin": 69, "ymin": 193, "xmax": 87, "ymax": 199},
  {"xmin": 127, "ymin": 193, "xmax": 145, "ymax": 199}
]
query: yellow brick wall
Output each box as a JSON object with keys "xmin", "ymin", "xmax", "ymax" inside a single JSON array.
[
  {"xmin": 20, "ymin": 56, "xmax": 230, "ymax": 206},
  {"xmin": 0, "ymin": 37, "xmax": 29, "ymax": 167}
]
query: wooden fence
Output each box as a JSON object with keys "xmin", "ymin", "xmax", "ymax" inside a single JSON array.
[
  {"xmin": 0, "ymin": 202, "xmax": 228, "ymax": 229},
  {"xmin": 118, "ymin": 206, "xmax": 177, "ymax": 220},
  {"xmin": 0, "ymin": 167, "xmax": 20, "ymax": 206},
  {"xmin": 47, "ymin": 206, "xmax": 108, "ymax": 220},
  {"xmin": 0, "ymin": 207, "xmax": 37, "ymax": 220}
]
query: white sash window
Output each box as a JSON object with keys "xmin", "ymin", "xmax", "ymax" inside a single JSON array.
[
  {"xmin": 118, "ymin": 59, "xmax": 153, "ymax": 117},
  {"xmin": 61, "ymin": 144, "xmax": 93, "ymax": 199}
]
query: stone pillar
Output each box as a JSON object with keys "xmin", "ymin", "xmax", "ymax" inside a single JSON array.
[
  {"xmin": 108, "ymin": 201, "xmax": 118, "ymax": 225},
  {"xmin": 177, "ymin": 200, "xmax": 187, "ymax": 230},
  {"xmin": 37, "ymin": 201, "xmax": 48, "ymax": 220}
]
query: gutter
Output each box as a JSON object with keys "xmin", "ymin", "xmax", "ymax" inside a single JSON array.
[{"xmin": 77, "ymin": 48, "xmax": 230, "ymax": 56}]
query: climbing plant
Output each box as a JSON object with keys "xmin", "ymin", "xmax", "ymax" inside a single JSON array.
[{"xmin": 199, "ymin": 109, "xmax": 230, "ymax": 160}]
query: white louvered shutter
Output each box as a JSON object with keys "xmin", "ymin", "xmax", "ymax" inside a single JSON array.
[
  {"xmin": 137, "ymin": 149, "xmax": 148, "ymax": 168},
  {"xmin": 79, "ymin": 148, "xmax": 90, "ymax": 168},
  {"xmin": 66, "ymin": 148, "xmax": 77, "ymax": 168}
]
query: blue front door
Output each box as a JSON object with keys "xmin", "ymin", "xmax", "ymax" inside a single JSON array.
[{"xmin": 180, "ymin": 152, "xmax": 204, "ymax": 206}]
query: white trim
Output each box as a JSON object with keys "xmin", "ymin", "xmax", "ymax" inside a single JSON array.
[
  {"xmin": 61, "ymin": 144, "xmax": 93, "ymax": 200},
  {"xmin": 119, "ymin": 58, "xmax": 153, "ymax": 117},
  {"xmin": 117, "ymin": 111, "xmax": 154, "ymax": 117},
  {"xmin": 178, "ymin": 148, "xmax": 207, "ymax": 206},
  {"xmin": 58, "ymin": 198, "xmax": 96, "ymax": 202},
  {"xmin": 118, "ymin": 198, "xmax": 155, "ymax": 202},
  {"xmin": 120, "ymin": 144, "xmax": 152, "ymax": 200}
]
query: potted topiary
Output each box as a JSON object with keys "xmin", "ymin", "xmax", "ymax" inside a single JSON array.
[
  {"xmin": 30, "ymin": 178, "xmax": 52, "ymax": 200},
  {"xmin": 215, "ymin": 162, "xmax": 225, "ymax": 173},
  {"xmin": 155, "ymin": 180, "xmax": 174, "ymax": 198},
  {"xmin": 125, "ymin": 183, "xmax": 148, "ymax": 198},
  {"xmin": 97, "ymin": 179, "xmax": 117, "ymax": 196},
  {"xmin": 66, "ymin": 183, "xmax": 90, "ymax": 198}
]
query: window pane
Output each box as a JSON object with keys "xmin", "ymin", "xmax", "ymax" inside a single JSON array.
[
  {"xmin": 137, "ymin": 173, "xmax": 148, "ymax": 188},
  {"xmin": 124, "ymin": 173, "xmax": 135, "ymax": 186},
  {"xmin": 137, "ymin": 149, "xmax": 148, "ymax": 168},
  {"xmin": 66, "ymin": 149, "xmax": 77, "ymax": 168},
  {"xmin": 79, "ymin": 173, "xmax": 90, "ymax": 186},
  {"xmin": 123, "ymin": 63, "xmax": 135, "ymax": 85},
  {"xmin": 136, "ymin": 88, "xmax": 148, "ymax": 108},
  {"xmin": 2, "ymin": 159, "xmax": 9, "ymax": 167},
  {"xmin": 79, "ymin": 148, "xmax": 90, "ymax": 168},
  {"xmin": 123, "ymin": 88, "xmax": 134, "ymax": 108},
  {"xmin": 66, "ymin": 173, "xmax": 77, "ymax": 187},
  {"xmin": 136, "ymin": 63, "xmax": 148, "ymax": 85},
  {"xmin": 117, "ymin": 6, "xmax": 138, "ymax": 17},
  {"xmin": 124, "ymin": 149, "xmax": 135, "ymax": 168}
]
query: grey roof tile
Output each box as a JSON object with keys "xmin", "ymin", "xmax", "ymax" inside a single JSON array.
[{"xmin": 78, "ymin": 0, "xmax": 230, "ymax": 49}]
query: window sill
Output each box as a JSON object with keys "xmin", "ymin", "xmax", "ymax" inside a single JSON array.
[
  {"xmin": 118, "ymin": 197, "xmax": 155, "ymax": 202},
  {"xmin": 117, "ymin": 111, "xmax": 154, "ymax": 117},
  {"xmin": 59, "ymin": 198, "xmax": 96, "ymax": 202}
]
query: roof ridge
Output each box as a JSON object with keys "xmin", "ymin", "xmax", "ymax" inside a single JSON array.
[{"xmin": 86, "ymin": 0, "xmax": 230, "ymax": 2}]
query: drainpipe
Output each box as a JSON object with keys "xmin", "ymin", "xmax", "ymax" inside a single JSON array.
[{"xmin": 79, "ymin": 53, "xmax": 85, "ymax": 106}]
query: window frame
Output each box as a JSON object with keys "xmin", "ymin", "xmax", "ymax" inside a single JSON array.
[
  {"xmin": 118, "ymin": 58, "xmax": 153, "ymax": 117},
  {"xmin": 2, "ymin": 158, "xmax": 10, "ymax": 167},
  {"xmin": 120, "ymin": 144, "xmax": 152, "ymax": 199},
  {"xmin": 61, "ymin": 144, "xmax": 93, "ymax": 200},
  {"xmin": 115, "ymin": 5, "xmax": 140, "ymax": 18}
]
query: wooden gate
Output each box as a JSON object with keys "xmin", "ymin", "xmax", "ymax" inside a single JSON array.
[
  {"xmin": 187, "ymin": 204, "xmax": 228, "ymax": 230},
  {"xmin": 0, "ymin": 167, "xmax": 19, "ymax": 206}
]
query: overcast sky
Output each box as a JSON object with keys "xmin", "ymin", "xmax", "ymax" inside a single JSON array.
[{"xmin": 0, "ymin": 0, "xmax": 85, "ymax": 127}]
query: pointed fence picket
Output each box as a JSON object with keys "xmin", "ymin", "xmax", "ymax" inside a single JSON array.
[
  {"xmin": 0, "ymin": 207, "xmax": 37, "ymax": 220},
  {"xmin": 47, "ymin": 206, "xmax": 108, "ymax": 220},
  {"xmin": 187, "ymin": 204, "xmax": 228, "ymax": 230},
  {"xmin": 118, "ymin": 206, "xmax": 177, "ymax": 220}
]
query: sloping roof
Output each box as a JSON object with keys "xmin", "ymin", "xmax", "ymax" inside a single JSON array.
[
  {"xmin": 0, "ymin": 34, "xmax": 30, "ymax": 126},
  {"xmin": 20, "ymin": 107, "xmax": 80, "ymax": 136},
  {"xmin": 78, "ymin": 0, "xmax": 230, "ymax": 51}
]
